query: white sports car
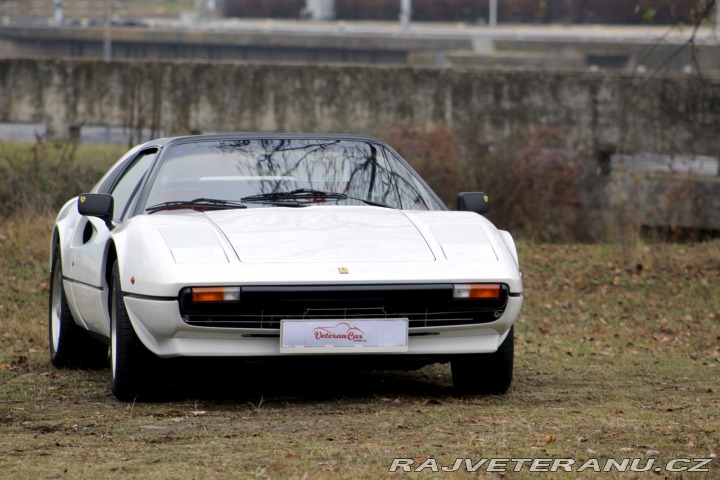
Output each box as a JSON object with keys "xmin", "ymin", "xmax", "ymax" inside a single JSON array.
[{"xmin": 49, "ymin": 134, "xmax": 522, "ymax": 401}]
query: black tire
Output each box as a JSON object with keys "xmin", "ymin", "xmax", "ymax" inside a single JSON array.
[
  {"xmin": 49, "ymin": 247, "xmax": 108, "ymax": 369},
  {"xmin": 110, "ymin": 261, "xmax": 158, "ymax": 401},
  {"xmin": 451, "ymin": 326, "xmax": 514, "ymax": 395}
]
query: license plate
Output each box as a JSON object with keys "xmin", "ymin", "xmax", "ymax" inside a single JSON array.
[{"xmin": 280, "ymin": 318, "xmax": 408, "ymax": 353}]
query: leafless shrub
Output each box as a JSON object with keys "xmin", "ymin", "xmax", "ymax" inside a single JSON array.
[
  {"xmin": 492, "ymin": 130, "xmax": 588, "ymax": 242},
  {"xmin": 388, "ymin": 125, "xmax": 474, "ymax": 210},
  {"xmin": 389, "ymin": 125, "xmax": 590, "ymax": 242}
]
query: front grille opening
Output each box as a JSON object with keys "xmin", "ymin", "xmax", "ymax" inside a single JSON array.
[{"xmin": 179, "ymin": 284, "xmax": 508, "ymax": 330}]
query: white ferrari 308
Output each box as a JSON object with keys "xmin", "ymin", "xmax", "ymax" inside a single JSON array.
[{"xmin": 49, "ymin": 134, "xmax": 522, "ymax": 400}]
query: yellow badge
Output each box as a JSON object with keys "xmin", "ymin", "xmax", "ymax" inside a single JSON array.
[
  {"xmin": 80, "ymin": 196, "xmax": 86, "ymax": 203},
  {"xmin": 338, "ymin": 267, "xmax": 349, "ymax": 274},
  {"xmin": 484, "ymin": 195, "xmax": 489, "ymax": 203}
]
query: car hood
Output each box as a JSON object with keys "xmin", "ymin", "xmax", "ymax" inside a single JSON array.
[
  {"xmin": 205, "ymin": 207, "xmax": 435, "ymax": 263},
  {"xmin": 111, "ymin": 207, "xmax": 521, "ymax": 298},
  {"xmin": 199, "ymin": 206, "xmax": 498, "ymax": 264}
]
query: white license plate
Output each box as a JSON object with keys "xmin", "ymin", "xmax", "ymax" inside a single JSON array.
[{"xmin": 280, "ymin": 318, "xmax": 408, "ymax": 353}]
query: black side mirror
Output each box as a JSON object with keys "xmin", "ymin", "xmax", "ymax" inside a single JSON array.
[
  {"xmin": 457, "ymin": 192, "xmax": 489, "ymax": 215},
  {"xmin": 78, "ymin": 193, "xmax": 114, "ymax": 229}
]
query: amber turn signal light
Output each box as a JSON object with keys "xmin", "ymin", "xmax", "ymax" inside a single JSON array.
[
  {"xmin": 453, "ymin": 284, "xmax": 502, "ymax": 299},
  {"xmin": 191, "ymin": 287, "xmax": 241, "ymax": 302}
]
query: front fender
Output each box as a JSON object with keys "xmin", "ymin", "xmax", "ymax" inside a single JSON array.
[
  {"xmin": 499, "ymin": 230, "xmax": 519, "ymax": 269},
  {"xmin": 110, "ymin": 217, "xmax": 179, "ymax": 297},
  {"xmin": 52, "ymin": 197, "xmax": 79, "ymax": 268}
]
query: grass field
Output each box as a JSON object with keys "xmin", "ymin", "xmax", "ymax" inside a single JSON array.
[
  {"xmin": 0, "ymin": 214, "xmax": 718, "ymax": 478},
  {"xmin": 0, "ymin": 0, "xmax": 196, "ymax": 19}
]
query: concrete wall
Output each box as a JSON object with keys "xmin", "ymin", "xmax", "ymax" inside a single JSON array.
[
  {"xmin": 1, "ymin": 58, "xmax": 718, "ymax": 159},
  {"xmin": 1, "ymin": 58, "xmax": 718, "ymax": 235}
]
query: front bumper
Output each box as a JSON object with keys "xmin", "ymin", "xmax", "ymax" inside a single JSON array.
[{"xmin": 123, "ymin": 294, "xmax": 522, "ymax": 358}]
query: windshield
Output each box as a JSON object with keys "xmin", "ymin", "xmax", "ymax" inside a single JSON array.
[{"xmin": 144, "ymin": 139, "xmax": 444, "ymax": 211}]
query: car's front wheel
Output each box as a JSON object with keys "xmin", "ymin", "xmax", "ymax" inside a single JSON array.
[
  {"xmin": 451, "ymin": 326, "xmax": 514, "ymax": 395},
  {"xmin": 110, "ymin": 261, "xmax": 157, "ymax": 401},
  {"xmin": 49, "ymin": 247, "xmax": 107, "ymax": 368}
]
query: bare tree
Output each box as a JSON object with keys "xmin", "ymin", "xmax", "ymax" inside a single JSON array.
[{"xmin": 650, "ymin": 0, "xmax": 718, "ymax": 77}]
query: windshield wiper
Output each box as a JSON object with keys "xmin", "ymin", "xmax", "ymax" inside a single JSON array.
[
  {"xmin": 240, "ymin": 189, "xmax": 392, "ymax": 208},
  {"xmin": 146, "ymin": 198, "xmax": 247, "ymax": 214},
  {"xmin": 241, "ymin": 189, "xmax": 344, "ymax": 201},
  {"xmin": 354, "ymin": 198, "xmax": 393, "ymax": 208}
]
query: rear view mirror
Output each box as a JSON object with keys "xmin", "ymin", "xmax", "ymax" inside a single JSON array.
[
  {"xmin": 457, "ymin": 192, "xmax": 489, "ymax": 215},
  {"xmin": 78, "ymin": 193, "xmax": 114, "ymax": 229}
]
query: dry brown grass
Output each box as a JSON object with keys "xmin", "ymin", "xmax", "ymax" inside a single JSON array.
[{"xmin": 1, "ymin": 214, "xmax": 718, "ymax": 479}]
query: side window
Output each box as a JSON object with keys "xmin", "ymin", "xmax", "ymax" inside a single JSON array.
[{"xmin": 110, "ymin": 150, "xmax": 156, "ymax": 222}]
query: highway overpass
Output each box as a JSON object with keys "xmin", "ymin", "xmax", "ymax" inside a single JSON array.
[{"xmin": 1, "ymin": 19, "xmax": 719, "ymax": 72}]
